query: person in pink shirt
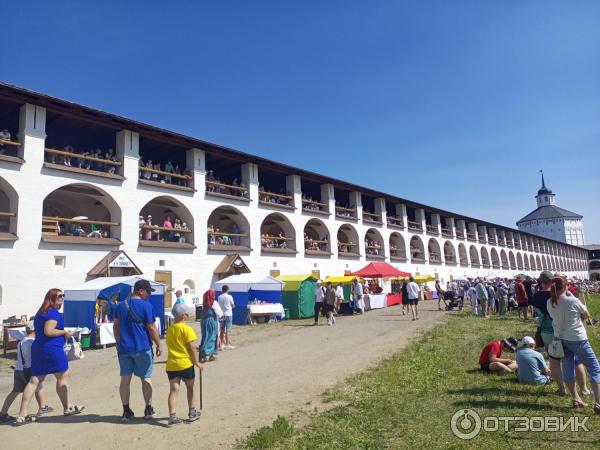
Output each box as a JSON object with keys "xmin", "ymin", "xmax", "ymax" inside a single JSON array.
[{"xmin": 162, "ymin": 217, "xmax": 173, "ymax": 241}]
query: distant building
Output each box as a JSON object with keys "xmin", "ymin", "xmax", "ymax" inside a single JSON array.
[
  {"xmin": 517, "ymin": 172, "xmax": 585, "ymax": 246},
  {"xmin": 582, "ymin": 245, "xmax": 600, "ymax": 281}
]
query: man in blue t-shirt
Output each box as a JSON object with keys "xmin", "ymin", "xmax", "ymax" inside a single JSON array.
[
  {"xmin": 114, "ymin": 279, "xmax": 162, "ymax": 423},
  {"xmin": 516, "ymin": 336, "xmax": 550, "ymax": 384}
]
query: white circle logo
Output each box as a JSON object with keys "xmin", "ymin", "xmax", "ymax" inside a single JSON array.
[{"xmin": 451, "ymin": 409, "xmax": 482, "ymax": 440}]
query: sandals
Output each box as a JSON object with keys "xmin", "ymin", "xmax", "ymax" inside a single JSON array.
[
  {"xmin": 572, "ymin": 399, "xmax": 587, "ymax": 408},
  {"xmin": 594, "ymin": 403, "xmax": 600, "ymax": 415},
  {"xmin": 14, "ymin": 415, "xmax": 36, "ymax": 425},
  {"xmin": 37, "ymin": 405, "xmax": 54, "ymax": 417},
  {"xmin": 64, "ymin": 405, "xmax": 85, "ymax": 416}
]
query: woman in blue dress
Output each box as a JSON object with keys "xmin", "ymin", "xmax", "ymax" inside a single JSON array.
[
  {"xmin": 16, "ymin": 288, "xmax": 84, "ymax": 423},
  {"xmin": 200, "ymin": 289, "xmax": 219, "ymax": 362}
]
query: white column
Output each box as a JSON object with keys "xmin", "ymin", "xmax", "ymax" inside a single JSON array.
[
  {"xmin": 18, "ymin": 103, "xmax": 46, "ymax": 160},
  {"xmin": 416, "ymin": 208, "xmax": 426, "ymax": 231},
  {"xmin": 432, "ymin": 213, "xmax": 441, "ymax": 233},
  {"xmin": 186, "ymin": 148, "xmax": 205, "ymax": 192},
  {"xmin": 286, "ymin": 174, "xmax": 301, "ymax": 213},
  {"xmin": 116, "ymin": 130, "xmax": 141, "ymax": 247},
  {"xmin": 349, "ymin": 191, "xmax": 362, "ymax": 222},
  {"xmin": 242, "ymin": 163, "xmax": 259, "ymax": 204},
  {"xmin": 447, "ymin": 217, "xmax": 456, "ymax": 237},
  {"xmin": 321, "ymin": 183, "xmax": 334, "ymax": 215},
  {"xmin": 396, "ymin": 204, "xmax": 407, "ymax": 228},
  {"xmin": 374, "ymin": 198, "xmax": 386, "ymax": 224}
]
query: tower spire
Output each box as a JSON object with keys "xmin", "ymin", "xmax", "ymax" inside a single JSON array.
[{"xmin": 540, "ymin": 169, "xmax": 545, "ymax": 188}]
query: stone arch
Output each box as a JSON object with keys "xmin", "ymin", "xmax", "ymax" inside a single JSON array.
[
  {"xmin": 43, "ymin": 183, "xmax": 122, "ymax": 239},
  {"xmin": 365, "ymin": 228, "xmax": 385, "ymax": 257},
  {"xmin": 509, "ymin": 251, "xmax": 516, "ymax": 270},
  {"xmin": 304, "ymin": 218, "xmax": 331, "ymax": 254},
  {"xmin": 529, "ymin": 254, "xmax": 536, "ymax": 271},
  {"xmin": 207, "ymin": 205, "xmax": 251, "ymax": 249},
  {"xmin": 337, "ymin": 224, "xmax": 359, "ymax": 255},
  {"xmin": 409, "ymin": 235, "xmax": 425, "ymax": 261},
  {"xmin": 523, "ymin": 254, "xmax": 530, "ymax": 270},
  {"xmin": 140, "ymin": 195, "xmax": 194, "ymax": 245},
  {"xmin": 183, "ymin": 279, "xmax": 195, "ymax": 295},
  {"xmin": 428, "ymin": 238, "xmax": 442, "ymax": 263},
  {"xmin": 490, "ymin": 248, "xmax": 500, "ymax": 268},
  {"xmin": 0, "ymin": 176, "xmax": 18, "ymax": 235},
  {"xmin": 458, "ymin": 243, "xmax": 468, "ymax": 265},
  {"xmin": 516, "ymin": 252, "xmax": 524, "ymax": 270},
  {"xmin": 260, "ymin": 213, "xmax": 296, "ymax": 251},
  {"xmin": 480, "ymin": 247, "xmax": 491, "ymax": 267},
  {"xmin": 469, "ymin": 245, "xmax": 480, "ymax": 267},
  {"xmin": 536, "ymin": 255, "xmax": 542, "ymax": 270},
  {"xmin": 443, "ymin": 241, "xmax": 456, "ymax": 264},
  {"xmin": 500, "ymin": 250, "xmax": 509, "ymax": 269},
  {"xmin": 389, "ymin": 232, "xmax": 407, "ymax": 260}
]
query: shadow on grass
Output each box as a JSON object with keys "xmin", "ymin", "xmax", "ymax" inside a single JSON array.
[{"xmin": 451, "ymin": 399, "xmax": 572, "ymax": 412}]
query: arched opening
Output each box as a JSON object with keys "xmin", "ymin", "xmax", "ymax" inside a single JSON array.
[
  {"xmin": 491, "ymin": 248, "xmax": 500, "ymax": 268},
  {"xmin": 207, "ymin": 205, "xmax": 251, "ymax": 251},
  {"xmin": 183, "ymin": 279, "xmax": 195, "ymax": 295},
  {"xmin": 304, "ymin": 218, "xmax": 331, "ymax": 255},
  {"xmin": 444, "ymin": 241, "xmax": 456, "ymax": 264},
  {"xmin": 481, "ymin": 247, "xmax": 491, "ymax": 268},
  {"xmin": 409, "ymin": 236, "xmax": 425, "ymax": 262},
  {"xmin": 469, "ymin": 245, "xmax": 480, "ymax": 267},
  {"xmin": 500, "ymin": 250, "xmax": 509, "ymax": 269},
  {"xmin": 42, "ymin": 183, "xmax": 121, "ymax": 244},
  {"xmin": 543, "ymin": 255, "xmax": 549, "ymax": 270},
  {"xmin": 337, "ymin": 224, "xmax": 359, "ymax": 256},
  {"xmin": 0, "ymin": 176, "xmax": 18, "ymax": 236},
  {"xmin": 139, "ymin": 196, "xmax": 194, "ymax": 248},
  {"xmin": 260, "ymin": 213, "xmax": 296, "ymax": 253},
  {"xmin": 536, "ymin": 255, "xmax": 542, "ymax": 270},
  {"xmin": 517, "ymin": 253, "xmax": 524, "ymax": 270},
  {"xmin": 365, "ymin": 228, "xmax": 385, "ymax": 258},
  {"xmin": 428, "ymin": 238, "xmax": 442, "ymax": 263},
  {"xmin": 529, "ymin": 254, "xmax": 536, "ymax": 271},
  {"xmin": 523, "ymin": 253, "xmax": 530, "ymax": 270},
  {"xmin": 458, "ymin": 243, "xmax": 468, "ymax": 266},
  {"xmin": 390, "ymin": 233, "xmax": 407, "ymax": 261},
  {"xmin": 509, "ymin": 251, "xmax": 516, "ymax": 270}
]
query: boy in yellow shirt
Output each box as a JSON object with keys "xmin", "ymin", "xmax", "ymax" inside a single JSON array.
[{"xmin": 166, "ymin": 304, "xmax": 203, "ymax": 425}]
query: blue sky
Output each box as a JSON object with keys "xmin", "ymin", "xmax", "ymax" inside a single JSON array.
[{"xmin": 3, "ymin": 1, "xmax": 599, "ymax": 241}]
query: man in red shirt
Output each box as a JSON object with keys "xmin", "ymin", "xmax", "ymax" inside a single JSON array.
[
  {"xmin": 515, "ymin": 278, "xmax": 528, "ymax": 320},
  {"xmin": 479, "ymin": 337, "xmax": 518, "ymax": 374}
]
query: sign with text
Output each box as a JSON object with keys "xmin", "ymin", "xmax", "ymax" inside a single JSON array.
[{"xmin": 109, "ymin": 254, "xmax": 135, "ymax": 268}]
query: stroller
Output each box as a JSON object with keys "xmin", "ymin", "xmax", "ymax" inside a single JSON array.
[{"xmin": 443, "ymin": 290, "xmax": 460, "ymax": 311}]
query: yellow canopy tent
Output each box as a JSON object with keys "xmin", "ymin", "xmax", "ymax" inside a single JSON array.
[
  {"xmin": 392, "ymin": 275, "xmax": 436, "ymax": 284},
  {"xmin": 322, "ymin": 275, "xmax": 363, "ymax": 284}
]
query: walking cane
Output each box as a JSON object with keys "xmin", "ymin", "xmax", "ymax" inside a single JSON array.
[{"xmin": 199, "ymin": 367, "xmax": 203, "ymax": 411}]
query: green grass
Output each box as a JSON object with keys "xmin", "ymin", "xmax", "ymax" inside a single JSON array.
[{"xmin": 238, "ymin": 294, "xmax": 600, "ymax": 449}]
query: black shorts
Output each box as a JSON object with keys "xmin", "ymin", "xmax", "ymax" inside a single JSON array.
[
  {"xmin": 325, "ymin": 303, "xmax": 335, "ymax": 313},
  {"xmin": 480, "ymin": 363, "xmax": 491, "ymax": 373},
  {"xmin": 408, "ymin": 298, "xmax": 419, "ymax": 305},
  {"xmin": 167, "ymin": 366, "xmax": 195, "ymax": 381}
]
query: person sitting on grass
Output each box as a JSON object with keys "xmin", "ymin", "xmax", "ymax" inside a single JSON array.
[
  {"xmin": 478, "ymin": 337, "xmax": 518, "ymax": 374},
  {"xmin": 516, "ymin": 336, "xmax": 551, "ymax": 384},
  {"xmin": 165, "ymin": 304, "xmax": 203, "ymax": 426}
]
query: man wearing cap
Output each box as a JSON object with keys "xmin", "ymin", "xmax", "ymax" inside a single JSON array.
[
  {"xmin": 113, "ymin": 279, "xmax": 162, "ymax": 423},
  {"xmin": 478, "ymin": 337, "xmax": 518, "ymax": 374},
  {"xmin": 516, "ymin": 336, "xmax": 551, "ymax": 384}
]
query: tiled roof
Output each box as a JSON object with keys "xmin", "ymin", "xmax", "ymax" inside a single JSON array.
[{"xmin": 517, "ymin": 205, "xmax": 583, "ymax": 224}]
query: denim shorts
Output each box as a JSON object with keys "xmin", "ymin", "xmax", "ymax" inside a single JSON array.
[
  {"xmin": 118, "ymin": 349, "xmax": 153, "ymax": 378},
  {"xmin": 220, "ymin": 316, "xmax": 233, "ymax": 332}
]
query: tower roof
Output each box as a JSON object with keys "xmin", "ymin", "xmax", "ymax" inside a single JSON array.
[
  {"xmin": 537, "ymin": 170, "xmax": 554, "ymax": 196},
  {"xmin": 517, "ymin": 205, "xmax": 583, "ymax": 224}
]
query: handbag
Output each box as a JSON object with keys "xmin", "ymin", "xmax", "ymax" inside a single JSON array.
[
  {"xmin": 65, "ymin": 336, "xmax": 85, "ymax": 361},
  {"xmin": 548, "ymin": 337, "xmax": 564, "ymax": 359}
]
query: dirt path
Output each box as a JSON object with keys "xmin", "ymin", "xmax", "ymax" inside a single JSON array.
[{"xmin": 0, "ymin": 302, "xmax": 446, "ymax": 449}]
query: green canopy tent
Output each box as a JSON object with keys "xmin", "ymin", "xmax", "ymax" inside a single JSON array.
[{"xmin": 277, "ymin": 274, "xmax": 318, "ymax": 319}]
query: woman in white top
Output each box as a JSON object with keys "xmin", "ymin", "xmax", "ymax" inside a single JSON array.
[{"xmin": 547, "ymin": 276, "xmax": 600, "ymax": 413}]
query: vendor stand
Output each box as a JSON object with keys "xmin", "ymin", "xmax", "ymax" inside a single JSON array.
[
  {"xmin": 351, "ymin": 262, "xmax": 411, "ymax": 311},
  {"xmin": 276, "ymin": 274, "xmax": 317, "ymax": 319},
  {"xmin": 323, "ymin": 275, "xmax": 363, "ymax": 315}
]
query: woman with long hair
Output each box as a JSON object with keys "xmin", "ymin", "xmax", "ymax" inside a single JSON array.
[
  {"xmin": 15, "ymin": 289, "xmax": 84, "ymax": 424},
  {"xmin": 547, "ymin": 277, "xmax": 600, "ymax": 413},
  {"xmin": 199, "ymin": 289, "xmax": 220, "ymax": 362}
]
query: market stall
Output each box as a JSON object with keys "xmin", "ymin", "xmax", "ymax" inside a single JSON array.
[
  {"xmin": 63, "ymin": 276, "xmax": 166, "ymax": 346},
  {"xmin": 393, "ymin": 274, "xmax": 436, "ymax": 300},
  {"xmin": 351, "ymin": 262, "xmax": 411, "ymax": 311},
  {"xmin": 276, "ymin": 274, "xmax": 317, "ymax": 319},
  {"xmin": 214, "ymin": 274, "xmax": 284, "ymax": 325},
  {"xmin": 323, "ymin": 275, "xmax": 363, "ymax": 314}
]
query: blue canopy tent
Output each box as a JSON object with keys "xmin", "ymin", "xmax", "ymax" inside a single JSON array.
[
  {"xmin": 63, "ymin": 276, "xmax": 166, "ymax": 336},
  {"xmin": 215, "ymin": 274, "xmax": 284, "ymax": 325}
]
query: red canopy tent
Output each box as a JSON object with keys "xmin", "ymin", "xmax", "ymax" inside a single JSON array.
[{"xmin": 351, "ymin": 262, "xmax": 411, "ymax": 278}]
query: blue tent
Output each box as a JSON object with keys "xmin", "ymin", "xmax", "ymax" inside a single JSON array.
[
  {"xmin": 215, "ymin": 274, "xmax": 284, "ymax": 325},
  {"xmin": 63, "ymin": 276, "xmax": 166, "ymax": 335}
]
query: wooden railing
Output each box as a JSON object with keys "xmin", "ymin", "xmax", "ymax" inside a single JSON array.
[
  {"xmin": 0, "ymin": 211, "xmax": 16, "ymax": 217},
  {"xmin": 335, "ymin": 206, "xmax": 357, "ymax": 216},
  {"xmin": 407, "ymin": 220, "xmax": 422, "ymax": 230},
  {"xmin": 262, "ymin": 235, "xmax": 294, "ymax": 241},
  {"xmin": 207, "ymin": 231, "xmax": 248, "ymax": 237},
  {"xmin": 466, "ymin": 232, "xmax": 476, "ymax": 240},
  {"xmin": 426, "ymin": 224, "xmax": 438, "ymax": 233},
  {"xmin": 302, "ymin": 199, "xmax": 327, "ymax": 209},
  {"xmin": 43, "ymin": 216, "xmax": 119, "ymax": 226},
  {"xmin": 140, "ymin": 225, "xmax": 192, "ymax": 233},
  {"xmin": 259, "ymin": 191, "xmax": 292, "ymax": 202},
  {"xmin": 206, "ymin": 180, "xmax": 249, "ymax": 196},
  {"xmin": 441, "ymin": 228, "xmax": 452, "ymax": 236},
  {"xmin": 456, "ymin": 231, "xmax": 465, "ymax": 238},
  {"xmin": 0, "ymin": 138, "xmax": 20, "ymax": 148},
  {"xmin": 387, "ymin": 216, "xmax": 404, "ymax": 227},
  {"xmin": 46, "ymin": 148, "xmax": 122, "ymax": 166},
  {"xmin": 304, "ymin": 239, "xmax": 329, "ymax": 244},
  {"xmin": 140, "ymin": 165, "xmax": 191, "ymax": 180},
  {"xmin": 338, "ymin": 242, "xmax": 358, "ymax": 247},
  {"xmin": 363, "ymin": 211, "xmax": 381, "ymax": 219}
]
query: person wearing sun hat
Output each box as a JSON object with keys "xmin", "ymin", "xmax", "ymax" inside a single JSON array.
[
  {"xmin": 478, "ymin": 337, "xmax": 519, "ymax": 374},
  {"xmin": 516, "ymin": 336, "xmax": 551, "ymax": 384}
]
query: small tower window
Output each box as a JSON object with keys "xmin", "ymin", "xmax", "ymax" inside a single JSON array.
[{"xmin": 545, "ymin": 196, "xmax": 548, "ymax": 202}]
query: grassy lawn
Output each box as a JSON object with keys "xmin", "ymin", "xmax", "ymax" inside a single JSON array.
[{"xmin": 238, "ymin": 294, "xmax": 600, "ymax": 449}]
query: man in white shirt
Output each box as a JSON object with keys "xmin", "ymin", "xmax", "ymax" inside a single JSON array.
[
  {"xmin": 352, "ymin": 278, "xmax": 365, "ymax": 314},
  {"xmin": 314, "ymin": 280, "xmax": 325, "ymax": 325},
  {"xmin": 218, "ymin": 285, "xmax": 235, "ymax": 349},
  {"xmin": 335, "ymin": 283, "xmax": 344, "ymax": 315},
  {"xmin": 406, "ymin": 277, "xmax": 420, "ymax": 321}
]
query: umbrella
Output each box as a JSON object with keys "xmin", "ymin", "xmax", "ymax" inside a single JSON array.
[
  {"xmin": 72, "ymin": 216, "xmax": 88, "ymax": 221},
  {"xmin": 351, "ymin": 262, "xmax": 411, "ymax": 278}
]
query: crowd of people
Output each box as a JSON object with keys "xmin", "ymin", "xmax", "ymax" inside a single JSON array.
[
  {"xmin": 365, "ymin": 238, "xmax": 383, "ymax": 256},
  {"xmin": 58, "ymin": 222, "xmax": 107, "ymax": 239},
  {"xmin": 139, "ymin": 215, "xmax": 189, "ymax": 243},
  {"xmin": 258, "ymin": 186, "xmax": 292, "ymax": 205},
  {"xmin": 261, "ymin": 232, "xmax": 289, "ymax": 249},
  {"xmin": 0, "ymin": 128, "xmax": 16, "ymax": 156},
  {"xmin": 337, "ymin": 240, "xmax": 356, "ymax": 253},
  {"xmin": 301, "ymin": 195, "xmax": 324, "ymax": 211},
  {"xmin": 139, "ymin": 159, "xmax": 191, "ymax": 187},
  {"xmin": 46, "ymin": 146, "xmax": 119, "ymax": 174},
  {"xmin": 205, "ymin": 171, "xmax": 249, "ymax": 198},
  {"xmin": 207, "ymin": 224, "xmax": 243, "ymax": 246},
  {"xmin": 335, "ymin": 203, "xmax": 356, "ymax": 218}
]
